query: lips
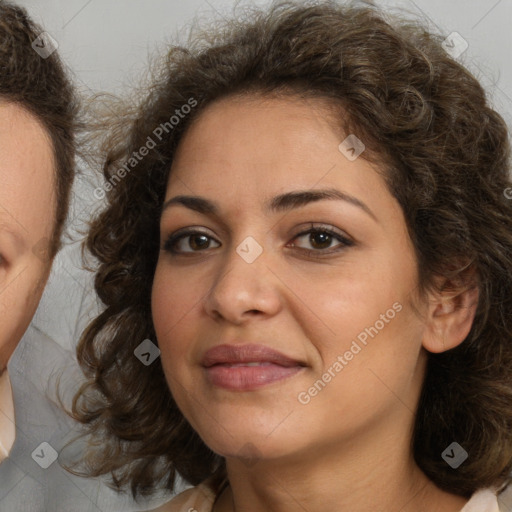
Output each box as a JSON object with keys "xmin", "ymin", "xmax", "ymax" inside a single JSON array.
[
  {"xmin": 202, "ymin": 344, "xmax": 306, "ymax": 391},
  {"xmin": 203, "ymin": 344, "xmax": 303, "ymax": 368}
]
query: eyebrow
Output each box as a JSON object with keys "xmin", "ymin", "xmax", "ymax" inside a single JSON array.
[{"xmin": 161, "ymin": 188, "xmax": 377, "ymax": 222}]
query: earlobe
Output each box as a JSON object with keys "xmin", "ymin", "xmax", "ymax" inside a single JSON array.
[{"xmin": 422, "ymin": 278, "xmax": 480, "ymax": 354}]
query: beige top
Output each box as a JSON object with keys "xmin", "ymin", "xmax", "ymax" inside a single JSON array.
[
  {"xmin": 151, "ymin": 480, "xmax": 503, "ymax": 512},
  {"xmin": 0, "ymin": 369, "xmax": 15, "ymax": 462}
]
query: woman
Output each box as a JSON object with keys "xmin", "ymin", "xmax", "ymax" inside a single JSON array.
[
  {"xmin": 72, "ymin": 2, "xmax": 512, "ymax": 511},
  {"xmin": 0, "ymin": 1, "xmax": 77, "ymax": 461}
]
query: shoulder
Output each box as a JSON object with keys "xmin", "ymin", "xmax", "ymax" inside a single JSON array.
[{"xmin": 148, "ymin": 480, "xmax": 217, "ymax": 512}]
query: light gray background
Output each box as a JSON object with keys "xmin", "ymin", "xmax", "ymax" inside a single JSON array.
[{"xmin": 2, "ymin": 0, "xmax": 512, "ymax": 511}]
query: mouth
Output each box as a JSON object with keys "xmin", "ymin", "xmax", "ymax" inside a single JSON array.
[{"xmin": 202, "ymin": 344, "xmax": 306, "ymax": 391}]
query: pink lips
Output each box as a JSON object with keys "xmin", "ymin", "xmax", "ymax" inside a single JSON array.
[{"xmin": 202, "ymin": 344, "xmax": 305, "ymax": 391}]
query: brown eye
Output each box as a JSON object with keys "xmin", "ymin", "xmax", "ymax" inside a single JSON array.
[
  {"xmin": 289, "ymin": 226, "xmax": 354, "ymax": 255},
  {"xmin": 163, "ymin": 230, "xmax": 220, "ymax": 254},
  {"xmin": 188, "ymin": 234, "xmax": 212, "ymax": 250},
  {"xmin": 308, "ymin": 231, "xmax": 333, "ymax": 249}
]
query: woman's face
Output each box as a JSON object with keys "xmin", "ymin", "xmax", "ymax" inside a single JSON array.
[
  {"xmin": 152, "ymin": 95, "xmax": 430, "ymax": 463},
  {"xmin": 0, "ymin": 102, "xmax": 56, "ymax": 371}
]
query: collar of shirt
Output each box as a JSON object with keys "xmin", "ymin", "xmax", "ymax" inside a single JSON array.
[
  {"xmin": 0, "ymin": 369, "xmax": 16, "ymax": 461},
  {"xmin": 461, "ymin": 488, "xmax": 501, "ymax": 512}
]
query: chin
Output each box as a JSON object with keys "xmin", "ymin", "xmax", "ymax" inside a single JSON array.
[
  {"xmin": 190, "ymin": 410, "xmax": 305, "ymax": 462},
  {"xmin": 207, "ymin": 433, "xmax": 294, "ymax": 463}
]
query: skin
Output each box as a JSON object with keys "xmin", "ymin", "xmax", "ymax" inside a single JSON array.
[
  {"xmin": 0, "ymin": 101, "xmax": 56, "ymax": 373},
  {"xmin": 151, "ymin": 95, "xmax": 479, "ymax": 512}
]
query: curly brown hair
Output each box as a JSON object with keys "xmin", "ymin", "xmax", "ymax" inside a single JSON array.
[
  {"xmin": 71, "ymin": 0, "xmax": 512, "ymax": 500},
  {"xmin": 0, "ymin": 0, "xmax": 78, "ymax": 258}
]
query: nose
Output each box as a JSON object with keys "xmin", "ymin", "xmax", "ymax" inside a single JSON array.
[{"xmin": 203, "ymin": 241, "xmax": 282, "ymax": 324}]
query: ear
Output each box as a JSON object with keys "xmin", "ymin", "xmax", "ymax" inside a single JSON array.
[{"xmin": 422, "ymin": 270, "xmax": 479, "ymax": 354}]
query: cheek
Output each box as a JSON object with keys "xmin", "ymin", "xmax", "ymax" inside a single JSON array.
[
  {"xmin": 153, "ymin": 264, "xmax": 190, "ymax": 332},
  {"xmin": 316, "ymin": 299, "xmax": 424, "ymax": 417},
  {"xmin": 151, "ymin": 264, "xmax": 203, "ymax": 365},
  {"xmin": 0, "ymin": 265, "xmax": 48, "ymax": 366},
  {"xmin": 151, "ymin": 265, "xmax": 212, "ymax": 420},
  {"xmin": 287, "ymin": 257, "xmax": 402, "ymax": 352},
  {"xmin": 291, "ymin": 247, "xmax": 421, "ymax": 386}
]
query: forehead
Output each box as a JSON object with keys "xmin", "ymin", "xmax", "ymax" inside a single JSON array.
[
  {"xmin": 175, "ymin": 93, "xmax": 344, "ymax": 156},
  {"xmin": 0, "ymin": 102, "xmax": 56, "ymax": 242},
  {"xmin": 167, "ymin": 94, "xmax": 390, "ymax": 217}
]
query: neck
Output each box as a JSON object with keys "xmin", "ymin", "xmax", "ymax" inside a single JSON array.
[{"xmin": 217, "ymin": 412, "xmax": 468, "ymax": 512}]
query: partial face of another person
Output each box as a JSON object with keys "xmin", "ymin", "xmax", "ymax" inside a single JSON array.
[
  {"xmin": 151, "ymin": 95, "xmax": 435, "ymax": 463},
  {"xmin": 0, "ymin": 102, "xmax": 56, "ymax": 371}
]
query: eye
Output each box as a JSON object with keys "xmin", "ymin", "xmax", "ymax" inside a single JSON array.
[
  {"xmin": 288, "ymin": 224, "xmax": 354, "ymax": 256},
  {"xmin": 162, "ymin": 224, "xmax": 354, "ymax": 257},
  {"xmin": 163, "ymin": 229, "xmax": 220, "ymax": 254}
]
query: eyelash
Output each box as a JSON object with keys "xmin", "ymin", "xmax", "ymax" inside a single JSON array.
[{"xmin": 162, "ymin": 224, "xmax": 354, "ymax": 258}]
